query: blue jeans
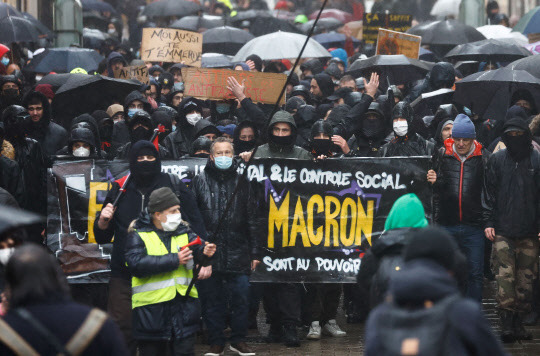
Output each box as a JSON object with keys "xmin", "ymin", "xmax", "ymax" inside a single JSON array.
[
  {"xmin": 197, "ymin": 273, "xmax": 250, "ymax": 346},
  {"xmin": 443, "ymin": 225, "xmax": 485, "ymax": 302}
]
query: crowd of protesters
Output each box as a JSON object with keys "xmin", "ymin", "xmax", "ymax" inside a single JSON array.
[{"xmin": 0, "ymin": 0, "xmax": 539, "ymax": 355}]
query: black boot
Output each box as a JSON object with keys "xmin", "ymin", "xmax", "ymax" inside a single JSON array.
[
  {"xmin": 500, "ymin": 310, "xmax": 515, "ymax": 343},
  {"xmin": 513, "ymin": 312, "xmax": 533, "ymax": 341},
  {"xmin": 282, "ymin": 324, "xmax": 300, "ymax": 347},
  {"xmin": 523, "ymin": 310, "xmax": 539, "ymax": 326},
  {"xmin": 265, "ymin": 324, "xmax": 282, "ymax": 343},
  {"xmin": 248, "ymin": 308, "xmax": 258, "ymax": 330}
]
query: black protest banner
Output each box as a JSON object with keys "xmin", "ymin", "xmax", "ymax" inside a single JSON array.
[
  {"xmin": 362, "ymin": 13, "xmax": 413, "ymax": 45},
  {"xmin": 246, "ymin": 157, "xmax": 431, "ymax": 283},
  {"xmin": 47, "ymin": 159, "xmax": 206, "ymax": 283},
  {"xmin": 47, "ymin": 157, "xmax": 431, "ymax": 284}
]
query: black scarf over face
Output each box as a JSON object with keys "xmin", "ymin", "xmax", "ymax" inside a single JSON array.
[{"xmin": 129, "ymin": 141, "xmax": 161, "ymax": 188}]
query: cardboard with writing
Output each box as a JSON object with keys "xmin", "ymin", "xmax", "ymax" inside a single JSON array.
[
  {"xmin": 141, "ymin": 27, "xmax": 202, "ymax": 66},
  {"xmin": 113, "ymin": 65, "xmax": 150, "ymax": 85},
  {"xmin": 376, "ymin": 29, "xmax": 421, "ymax": 59},
  {"xmin": 362, "ymin": 13, "xmax": 413, "ymax": 45}
]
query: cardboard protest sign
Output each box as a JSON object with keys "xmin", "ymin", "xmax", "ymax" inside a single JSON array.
[
  {"xmin": 376, "ymin": 29, "xmax": 421, "ymax": 59},
  {"xmin": 363, "ymin": 13, "xmax": 413, "ymax": 45},
  {"xmin": 47, "ymin": 157, "xmax": 431, "ymax": 283},
  {"xmin": 182, "ymin": 67, "xmax": 287, "ymax": 105},
  {"xmin": 141, "ymin": 28, "xmax": 202, "ymax": 66},
  {"xmin": 113, "ymin": 65, "xmax": 150, "ymax": 85}
]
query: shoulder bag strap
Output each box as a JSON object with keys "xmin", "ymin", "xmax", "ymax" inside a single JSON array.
[
  {"xmin": 0, "ymin": 317, "xmax": 40, "ymax": 356},
  {"xmin": 65, "ymin": 308, "xmax": 108, "ymax": 356}
]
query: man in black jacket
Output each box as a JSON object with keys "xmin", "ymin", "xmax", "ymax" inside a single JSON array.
[
  {"xmin": 191, "ymin": 137, "xmax": 259, "ymax": 356},
  {"xmin": 482, "ymin": 118, "xmax": 540, "ymax": 343},
  {"xmin": 93, "ymin": 140, "xmax": 207, "ymax": 353},
  {"xmin": 22, "ymin": 90, "xmax": 68, "ymax": 158},
  {"xmin": 164, "ymin": 98, "xmax": 204, "ymax": 159},
  {"xmin": 428, "ymin": 114, "xmax": 490, "ymax": 302}
]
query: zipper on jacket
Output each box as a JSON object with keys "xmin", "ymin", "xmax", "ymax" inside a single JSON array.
[
  {"xmin": 141, "ymin": 193, "xmax": 145, "ymax": 212},
  {"xmin": 458, "ymin": 161, "xmax": 464, "ymax": 222}
]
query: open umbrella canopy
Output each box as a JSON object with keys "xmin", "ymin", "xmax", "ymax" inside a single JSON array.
[
  {"xmin": 233, "ymin": 31, "xmax": 330, "ymax": 61},
  {"xmin": 411, "ymin": 88, "xmax": 455, "ymax": 118},
  {"xmin": 21, "ymin": 12, "xmax": 53, "ymax": 40},
  {"xmin": 313, "ymin": 32, "xmax": 360, "ymax": 49},
  {"xmin": 170, "ymin": 15, "xmax": 224, "ymax": 31},
  {"xmin": 454, "ymin": 67, "xmax": 540, "ymax": 117},
  {"xmin": 513, "ymin": 6, "xmax": 540, "ymax": 35},
  {"xmin": 346, "ymin": 55, "xmax": 431, "ymax": 86},
  {"xmin": 230, "ymin": 9, "xmax": 273, "ymax": 23},
  {"xmin": 25, "ymin": 47, "xmax": 104, "ymax": 73},
  {"xmin": 52, "ymin": 74, "xmax": 140, "ymax": 126},
  {"xmin": 81, "ymin": 0, "xmax": 117, "ymax": 14},
  {"xmin": 430, "ymin": 0, "xmax": 460, "ymax": 18},
  {"xmin": 309, "ymin": 9, "xmax": 353, "ymax": 23},
  {"xmin": 407, "ymin": 20, "xmax": 485, "ymax": 46},
  {"xmin": 0, "ymin": 206, "xmax": 44, "ymax": 236},
  {"xmin": 83, "ymin": 28, "xmax": 114, "ymax": 49},
  {"xmin": 248, "ymin": 16, "xmax": 303, "ymax": 37},
  {"xmin": 476, "ymin": 25, "xmax": 528, "ymax": 45},
  {"xmin": 0, "ymin": 3, "xmax": 22, "ymax": 18},
  {"xmin": 202, "ymin": 26, "xmax": 254, "ymax": 56},
  {"xmin": 201, "ymin": 53, "xmax": 232, "ymax": 68},
  {"xmin": 508, "ymin": 55, "xmax": 540, "ymax": 79},
  {"xmin": 300, "ymin": 18, "xmax": 343, "ymax": 34},
  {"xmin": 142, "ymin": 0, "xmax": 202, "ymax": 18},
  {"xmin": 445, "ymin": 38, "xmax": 531, "ymax": 62},
  {"xmin": 0, "ymin": 15, "xmax": 40, "ymax": 43},
  {"xmin": 37, "ymin": 73, "xmax": 75, "ymax": 91}
]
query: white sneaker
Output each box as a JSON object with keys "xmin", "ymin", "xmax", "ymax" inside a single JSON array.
[
  {"xmin": 322, "ymin": 319, "xmax": 347, "ymax": 337},
  {"xmin": 306, "ymin": 321, "xmax": 322, "ymax": 340}
]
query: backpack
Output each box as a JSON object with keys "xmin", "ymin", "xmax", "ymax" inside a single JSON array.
[{"xmin": 376, "ymin": 294, "xmax": 461, "ymax": 356}]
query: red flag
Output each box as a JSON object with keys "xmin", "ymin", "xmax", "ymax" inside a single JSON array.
[
  {"xmin": 152, "ymin": 135, "xmax": 160, "ymax": 151},
  {"xmin": 115, "ymin": 174, "xmax": 130, "ymax": 190},
  {"xmin": 152, "ymin": 124, "xmax": 166, "ymax": 151}
]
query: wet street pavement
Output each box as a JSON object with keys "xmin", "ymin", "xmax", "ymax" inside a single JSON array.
[{"xmin": 194, "ymin": 280, "xmax": 540, "ymax": 355}]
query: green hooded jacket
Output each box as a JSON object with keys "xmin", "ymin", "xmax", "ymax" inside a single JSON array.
[{"xmin": 384, "ymin": 193, "xmax": 429, "ymax": 230}]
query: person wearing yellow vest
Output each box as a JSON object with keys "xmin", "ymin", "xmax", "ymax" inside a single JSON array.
[{"xmin": 125, "ymin": 187, "xmax": 216, "ymax": 356}]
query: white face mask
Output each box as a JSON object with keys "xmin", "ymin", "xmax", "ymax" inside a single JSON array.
[
  {"xmin": 186, "ymin": 113, "xmax": 202, "ymax": 126},
  {"xmin": 73, "ymin": 147, "xmax": 91, "ymax": 157},
  {"xmin": 393, "ymin": 121, "xmax": 408, "ymax": 137},
  {"xmin": 0, "ymin": 248, "xmax": 14, "ymax": 265},
  {"xmin": 162, "ymin": 213, "xmax": 182, "ymax": 232},
  {"xmin": 35, "ymin": 74, "xmax": 43, "ymax": 82}
]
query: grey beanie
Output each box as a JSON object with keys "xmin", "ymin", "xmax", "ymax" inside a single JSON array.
[{"xmin": 147, "ymin": 187, "xmax": 180, "ymax": 213}]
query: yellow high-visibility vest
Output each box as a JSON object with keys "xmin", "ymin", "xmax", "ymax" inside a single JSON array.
[{"xmin": 131, "ymin": 230, "xmax": 197, "ymax": 309}]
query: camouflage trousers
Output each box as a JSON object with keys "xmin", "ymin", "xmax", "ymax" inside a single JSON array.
[{"xmin": 494, "ymin": 235, "xmax": 539, "ymax": 312}]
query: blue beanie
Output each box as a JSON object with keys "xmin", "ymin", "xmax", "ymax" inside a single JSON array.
[{"xmin": 452, "ymin": 114, "xmax": 476, "ymax": 139}]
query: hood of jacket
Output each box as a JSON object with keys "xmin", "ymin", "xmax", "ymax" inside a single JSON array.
[
  {"xmin": 67, "ymin": 127, "xmax": 96, "ymax": 153},
  {"xmin": 151, "ymin": 110, "xmax": 173, "ymax": 132},
  {"xmin": 505, "ymin": 104, "xmax": 529, "ymax": 122},
  {"xmin": 106, "ymin": 51, "xmax": 127, "ymax": 76},
  {"xmin": 428, "ymin": 62, "xmax": 455, "ymax": 90},
  {"xmin": 233, "ymin": 120, "xmax": 259, "ymax": 143},
  {"xmin": 124, "ymin": 90, "xmax": 151, "ymax": 114},
  {"xmin": 313, "ymin": 73, "xmax": 335, "ymax": 99},
  {"xmin": 194, "ymin": 119, "xmax": 220, "ymax": 138},
  {"xmin": 384, "ymin": 193, "xmax": 428, "ymax": 231},
  {"xmin": 267, "ymin": 110, "xmax": 298, "ymax": 140},
  {"xmin": 22, "ymin": 90, "xmax": 51, "ymax": 126},
  {"xmin": 301, "ymin": 58, "xmax": 324, "ymax": 75},
  {"xmin": 326, "ymin": 104, "xmax": 350, "ymax": 128},
  {"xmin": 371, "ymin": 227, "xmax": 416, "ymax": 258},
  {"xmin": 389, "ymin": 258, "xmax": 459, "ymax": 305},
  {"xmin": 72, "ymin": 113, "xmax": 101, "ymax": 149},
  {"xmin": 511, "ymin": 89, "xmax": 537, "ymax": 115}
]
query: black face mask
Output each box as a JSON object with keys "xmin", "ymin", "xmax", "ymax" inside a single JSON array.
[
  {"xmin": 6, "ymin": 121, "xmax": 25, "ymax": 141},
  {"xmin": 362, "ymin": 118, "xmax": 385, "ymax": 138},
  {"xmin": 311, "ymin": 138, "xmax": 332, "ymax": 156},
  {"xmin": 132, "ymin": 160, "xmax": 160, "ymax": 186},
  {"xmin": 504, "ymin": 134, "xmax": 531, "ymax": 161},
  {"xmin": 270, "ymin": 133, "xmax": 295, "ymax": 147},
  {"xmin": 235, "ymin": 139, "xmax": 257, "ymax": 154},
  {"xmin": 131, "ymin": 126, "xmax": 151, "ymax": 144},
  {"xmin": 3, "ymin": 88, "xmax": 19, "ymax": 99},
  {"xmin": 100, "ymin": 125, "xmax": 113, "ymax": 141}
]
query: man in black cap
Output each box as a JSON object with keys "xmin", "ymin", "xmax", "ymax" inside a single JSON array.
[
  {"xmin": 483, "ymin": 117, "xmax": 540, "ymax": 343},
  {"xmin": 94, "ymin": 140, "xmax": 207, "ymax": 353},
  {"xmin": 327, "ymin": 87, "xmax": 353, "ymax": 107}
]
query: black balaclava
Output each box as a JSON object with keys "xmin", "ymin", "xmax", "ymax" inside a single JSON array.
[
  {"xmin": 233, "ymin": 121, "xmax": 259, "ymax": 155},
  {"xmin": 191, "ymin": 136, "xmax": 212, "ymax": 158},
  {"xmin": 151, "ymin": 111, "xmax": 173, "ymax": 144},
  {"xmin": 310, "ymin": 119, "xmax": 335, "ymax": 156},
  {"xmin": 2, "ymin": 105, "xmax": 28, "ymax": 143},
  {"xmin": 502, "ymin": 118, "xmax": 533, "ymax": 162},
  {"xmin": 129, "ymin": 140, "xmax": 161, "ymax": 187},
  {"xmin": 313, "ymin": 73, "xmax": 335, "ymax": 99},
  {"xmin": 361, "ymin": 102, "xmax": 386, "ymax": 138},
  {"xmin": 0, "ymin": 76, "xmax": 21, "ymax": 107},
  {"xmin": 129, "ymin": 111, "xmax": 153, "ymax": 145}
]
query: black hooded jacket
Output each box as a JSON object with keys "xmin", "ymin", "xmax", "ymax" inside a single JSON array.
[
  {"xmin": 94, "ymin": 141, "xmax": 207, "ymax": 279},
  {"xmin": 482, "ymin": 118, "xmax": 540, "ymax": 238},
  {"xmin": 22, "ymin": 91, "xmax": 68, "ymax": 157},
  {"xmin": 106, "ymin": 51, "xmax": 127, "ymax": 78},
  {"xmin": 378, "ymin": 102, "xmax": 435, "ymax": 157},
  {"xmin": 191, "ymin": 159, "xmax": 259, "ymax": 274},
  {"xmin": 233, "ymin": 120, "xmax": 259, "ymax": 155},
  {"xmin": 313, "ymin": 73, "xmax": 335, "ymax": 105},
  {"xmin": 56, "ymin": 127, "xmax": 100, "ymax": 157},
  {"xmin": 347, "ymin": 102, "xmax": 390, "ymax": 157},
  {"xmin": 163, "ymin": 97, "xmax": 203, "ymax": 159},
  {"xmin": 405, "ymin": 62, "xmax": 455, "ymax": 104}
]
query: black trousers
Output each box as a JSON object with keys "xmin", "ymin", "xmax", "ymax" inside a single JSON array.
[{"xmin": 263, "ymin": 283, "xmax": 301, "ymax": 326}]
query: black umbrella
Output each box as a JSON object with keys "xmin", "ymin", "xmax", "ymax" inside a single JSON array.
[
  {"xmin": 52, "ymin": 74, "xmax": 140, "ymax": 126},
  {"xmin": 508, "ymin": 55, "xmax": 540, "ymax": 79},
  {"xmin": 454, "ymin": 60, "xmax": 480, "ymax": 77},
  {"xmin": 37, "ymin": 73, "xmax": 74, "ymax": 91},
  {"xmin": 0, "ymin": 206, "xmax": 44, "ymax": 236},
  {"xmin": 249, "ymin": 16, "xmax": 303, "ymax": 37},
  {"xmin": 22, "ymin": 12, "xmax": 53, "ymax": 40},
  {"xmin": 230, "ymin": 10, "xmax": 273, "ymax": 23},
  {"xmin": 202, "ymin": 26, "xmax": 254, "ymax": 55},
  {"xmin": 0, "ymin": 15, "xmax": 40, "ymax": 43},
  {"xmin": 0, "ymin": 3, "xmax": 22, "ymax": 18},
  {"xmin": 454, "ymin": 67, "xmax": 540, "ymax": 117},
  {"xmin": 82, "ymin": 12, "xmax": 109, "ymax": 30},
  {"xmin": 170, "ymin": 15, "xmax": 224, "ymax": 31},
  {"xmin": 300, "ymin": 18, "xmax": 343, "ymax": 34},
  {"xmin": 411, "ymin": 88, "xmax": 455, "ymax": 119},
  {"xmin": 313, "ymin": 32, "xmax": 360, "ymax": 49},
  {"xmin": 81, "ymin": 0, "xmax": 117, "ymax": 14},
  {"xmin": 346, "ymin": 55, "xmax": 431, "ymax": 86},
  {"xmin": 445, "ymin": 38, "xmax": 531, "ymax": 62},
  {"xmin": 407, "ymin": 20, "xmax": 486, "ymax": 46},
  {"xmin": 201, "ymin": 53, "xmax": 232, "ymax": 68},
  {"xmin": 142, "ymin": 0, "xmax": 202, "ymax": 18},
  {"xmin": 83, "ymin": 28, "xmax": 114, "ymax": 49},
  {"xmin": 25, "ymin": 47, "xmax": 104, "ymax": 73}
]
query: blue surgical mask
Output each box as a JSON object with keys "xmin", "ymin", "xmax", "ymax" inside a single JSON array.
[
  {"xmin": 128, "ymin": 108, "xmax": 141, "ymax": 118},
  {"xmin": 1, "ymin": 57, "xmax": 9, "ymax": 66},
  {"xmin": 216, "ymin": 103, "xmax": 230, "ymax": 114},
  {"xmin": 172, "ymin": 124, "xmax": 176, "ymax": 132},
  {"xmin": 173, "ymin": 82, "xmax": 184, "ymax": 91},
  {"xmin": 214, "ymin": 156, "xmax": 233, "ymax": 170}
]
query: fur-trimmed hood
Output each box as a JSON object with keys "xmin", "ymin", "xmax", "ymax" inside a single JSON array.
[{"xmin": 1, "ymin": 140, "xmax": 15, "ymax": 160}]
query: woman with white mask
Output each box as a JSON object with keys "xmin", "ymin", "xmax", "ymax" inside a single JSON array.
[{"xmin": 55, "ymin": 127, "xmax": 97, "ymax": 158}]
